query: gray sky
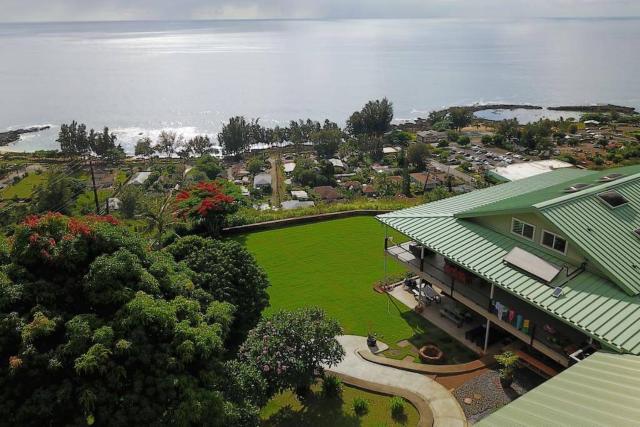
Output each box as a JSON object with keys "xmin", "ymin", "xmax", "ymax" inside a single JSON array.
[{"xmin": 1, "ymin": 0, "xmax": 639, "ymax": 22}]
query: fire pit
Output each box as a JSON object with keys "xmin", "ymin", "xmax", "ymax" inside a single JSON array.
[{"xmin": 419, "ymin": 344, "xmax": 444, "ymax": 363}]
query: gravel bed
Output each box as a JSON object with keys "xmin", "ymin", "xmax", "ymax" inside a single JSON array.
[{"xmin": 453, "ymin": 368, "xmax": 545, "ymax": 424}]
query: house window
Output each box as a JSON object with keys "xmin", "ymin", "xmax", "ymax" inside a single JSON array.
[
  {"xmin": 511, "ymin": 218, "xmax": 535, "ymax": 240},
  {"xmin": 541, "ymin": 230, "xmax": 568, "ymax": 254}
]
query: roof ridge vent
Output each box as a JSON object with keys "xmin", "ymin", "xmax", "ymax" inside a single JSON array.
[
  {"xmin": 563, "ymin": 183, "xmax": 591, "ymax": 193},
  {"xmin": 599, "ymin": 173, "xmax": 625, "ymax": 182}
]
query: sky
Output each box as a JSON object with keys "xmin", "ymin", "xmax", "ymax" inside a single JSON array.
[{"xmin": 1, "ymin": 0, "xmax": 639, "ymax": 22}]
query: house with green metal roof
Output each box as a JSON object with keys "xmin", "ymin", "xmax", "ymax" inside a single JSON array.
[{"xmin": 378, "ymin": 164, "xmax": 640, "ymax": 368}]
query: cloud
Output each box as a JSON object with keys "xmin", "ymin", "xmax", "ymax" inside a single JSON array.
[{"xmin": 1, "ymin": 0, "xmax": 638, "ymax": 22}]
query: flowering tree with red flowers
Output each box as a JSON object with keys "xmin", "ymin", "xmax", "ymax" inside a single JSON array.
[{"xmin": 175, "ymin": 180, "xmax": 241, "ymax": 236}]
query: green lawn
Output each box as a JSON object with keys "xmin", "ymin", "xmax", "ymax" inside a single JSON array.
[
  {"xmin": 0, "ymin": 173, "xmax": 48, "ymax": 200},
  {"xmin": 238, "ymin": 216, "xmax": 476, "ymax": 363},
  {"xmin": 261, "ymin": 381, "xmax": 419, "ymax": 427}
]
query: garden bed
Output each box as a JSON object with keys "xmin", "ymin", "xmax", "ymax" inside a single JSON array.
[{"xmin": 261, "ymin": 381, "xmax": 419, "ymax": 427}]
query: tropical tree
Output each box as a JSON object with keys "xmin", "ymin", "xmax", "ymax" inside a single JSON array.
[
  {"xmin": 448, "ymin": 107, "xmax": 474, "ymax": 131},
  {"xmin": 187, "ymin": 135, "xmax": 213, "ymax": 156},
  {"xmin": 155, "ymin": 130, "xmax": 181, "ymax": 158},
  {"xmin": 0, "ymin": 213, "xmax": 260, "ymax": 426},
  {"xmin": 134, "ymin": 136, "xmax": 155, "ymax": 158},
  {"xmin": 33, "ymin": 168, "xmax": 86, "ymax": 214},
  {"xmin": 57, "ymin": 121, "xmax": 90, "ymax": 156},
  {"xmin": 218, "ymin": 116, "xmax": 250, "ymax": 156},
  {"xmin": 312, "ymin": 127, "xmax": 343, "ymax": 159},
  {"xmin": 165, "ymin": 236, "xmax": 270, "ymax": 346},
  {"xmin": 407, "ymin": 142, "xmax": 430, "ymax": 171},
  {"xmin": 195, "ymin": 154, "xmax": 223, "ymax": 179},
  {"xmin": 346, "ymin": 98, "xmax": 394, "ymax": 137},
  {"xmin": 174, "ymin": 180, "xmax": 241, "ymax": 236},
  {"xmin": 141, "ymin": 191, "xmax": 183, "ymax": 246},
  {"xmin": 240, "ymin": 307, "xmax": 344, "ymax": 396}
]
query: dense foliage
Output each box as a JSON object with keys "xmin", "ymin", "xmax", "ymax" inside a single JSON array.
[
  {"xmin": 165, "ymin": 236, "xmax": 270, "ymax": 347},
  {"xmin": 174, "ymin": 180, "xmax": 241, "ymax": 236},
  {"xmin": 0, "ymin": 213, "xmax": 264, "ymax": 426},
  {"xmin": 240, "ymin": 307, "xmax": 344, "ymax": 395}
]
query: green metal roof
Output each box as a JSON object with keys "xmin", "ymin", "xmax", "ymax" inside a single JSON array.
[
  {"xmin": 378, "ymin": 166, "xmax": 640, "ymax": 354},
  {"xmin": 378, "ymin": 215, "xmax": 640, "ymax": 354},
  {"xmin": 538, "ymin": 174, "xmax": 640, "ymax": 295},
  {"xmin": 477, "ymin": 352, "xmax": 640, "ymax": 427},
  {"xmin": 379, "ymin": 168, "xmax": 591, "ymax": 219},
  {"xmin": 458, "ymin": 164, "xmax": 640, "ymax": 218}
]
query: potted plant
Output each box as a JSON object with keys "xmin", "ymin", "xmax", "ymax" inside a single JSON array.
[{"xmin": 495, "ymin": 351, "xmax": 519, "ymax": 388}]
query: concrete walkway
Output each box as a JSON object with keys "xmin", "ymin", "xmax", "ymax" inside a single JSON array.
[{"xmin": 326, "ymin": 335, "xmax": 467, "ymax": 427}]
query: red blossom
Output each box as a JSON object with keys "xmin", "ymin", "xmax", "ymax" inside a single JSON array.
[
  {"xmin": 68, "ymin": 219, "xmax": 91, "ymax": 237},
  {"xmin": 28, "ymin": 234, "xmax": 40, "ymax": 244},
  {"xmin": 176, "ymin": 191, "xmax": 190, "ymax": 201}
]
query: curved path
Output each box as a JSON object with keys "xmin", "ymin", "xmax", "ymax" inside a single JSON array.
[{"xmin": 326, "ymin": 336, "xmax": 467, "ymax": 427}]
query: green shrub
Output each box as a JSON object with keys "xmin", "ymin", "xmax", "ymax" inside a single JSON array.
[
  {"xmin": 390, "ymin": 396, "xmax": 405, "ymax": 418},
  {"xmin": 322, "ymin": 375, "xmax": 343, "ymax": 398},
  {"xmin": 352, "ymin": 397, "xmax": 370, "ymax": 416},
  {"xmin": 457, "ymin": 135, "xmax": 471, "ymax": 146}
]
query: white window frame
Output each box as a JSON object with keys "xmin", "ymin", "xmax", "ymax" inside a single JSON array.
[
  {"xmin": 511, "ymin": 217, "xmax": 536, "ymax": 241},
  {"xmin": 541, "ymin": 229, "xmax": 568, "ymax": 255}
]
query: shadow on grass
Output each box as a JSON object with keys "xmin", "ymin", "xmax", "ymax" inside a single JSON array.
[
  {"xmin": 261, "ymin": 394, "xmax": 361, "ymax": 427},
  {"xmin": 387, "ymin": 294, "xmax": 477, "ymax": 364}
]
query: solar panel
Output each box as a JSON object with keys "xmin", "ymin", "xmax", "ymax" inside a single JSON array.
[
  {"xmin": 598, "ymin": 190, "xmax": 629, "ymax": 208},
  {"xmin": 503, "ymin": 247, "xmax": 561, "ymax": 283},
  {"xmin": 552, "ymin": 287, "xmax": 564, "ymax": 298}
]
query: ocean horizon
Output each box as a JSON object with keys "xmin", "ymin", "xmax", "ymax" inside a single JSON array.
[{"xmin": 1, "ymin": 17, "xmax": 639, "ymax": 153}]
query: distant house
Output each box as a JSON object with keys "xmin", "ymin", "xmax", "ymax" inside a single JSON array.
[
  {"xmin": 371, "ymin": 164, "xmax": 390, "ymax": 174},
  {"xmin": 388, "ymin": 176, "xmax": 403, "ymax": 185},
  {"xmin": 312, "ymin": 186, "xmax": 342, "ymax": 201},
  {"xmin": 240, "ymin": 186, "xmax": 250, "ymax": 197},
  {"xmin": 416, "ymin": 130, "xmax": 446, "ymax": 144},
  {"xmin": 383, "ymin": 147, "xmax": 399, "ymax": 156},
  {"xmin": 584, "ymin": 120, "xmax": 600, "ymax": 126},
  {"xmin": 362, "ymin": 184, "xmax": 377, "ymax": 197},
  {"xmin": 290, "ymin": 190, "xmax": 309, "ymax": 200},
  {"xmin": 129, "ymin": 171, "xmax": 152, "ymax": 185},
  {"xmin": 328, "ymin": 158, "xmax": 346, "ymax": 172},
  {"xmin": 340, "ymin": 180, "xmax": 362, "ymax": 192},
  {"xmin": 410, "ymin": 172, "xmax": 443, "ymax": 190},
  {"xmin": 253, "ymin": 173, "xmax": 272, "ymax": 189},
  {"xmin": 283, "ymin": 162, "xmax": 296, "ymax": 174},
  {"xmin": 108, "ymin": 198, "xmax": 121, "ymax": 211},
  {"xmin": 281, "ymin": 200, "xmax": 315, "ymax": 210}
]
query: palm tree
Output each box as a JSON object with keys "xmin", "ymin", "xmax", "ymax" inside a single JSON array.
[{"xmin": 140, "ymin": 190, "xmax": 182, "ymax": 248}]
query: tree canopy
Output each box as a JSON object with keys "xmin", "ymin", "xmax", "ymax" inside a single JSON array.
[
  {"xmin": 165, "ymin": 236, "xmax": 270, "ymax": 347},
  {"xmin": 240, "ymin": 307, "xmax": 344, "ymax": 395},
  {"xmin": 0, "ymin": 213, "xmax": 266, "ymax": 426},
  {"xmin": 218, "ymin": 116, "xmax": 250, "ymax": 156},
  {"xmin": 346, "ymin": 98, "xmax": 394, "ymax": 137}
]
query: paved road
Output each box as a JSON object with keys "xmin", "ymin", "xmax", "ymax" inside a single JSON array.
[{"xmin": 327, "ymin": 335, "xmax": 467, "ymax": 427}]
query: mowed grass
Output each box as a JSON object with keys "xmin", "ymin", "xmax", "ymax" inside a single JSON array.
[
  {"xmin": 261, "ymin": 381, "xmax": 419, "ymax": 427},
  {"xmin": 238, "ymin": 216, "xmax": 426, "ymax": 346},
  {"xmin": 0, "ymin": 172, "xmax": 48, "ymax": 200}
]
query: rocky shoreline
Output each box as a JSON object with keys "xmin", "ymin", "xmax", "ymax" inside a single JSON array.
[{"xmin": 0, "ymin": 125, "xmax": 50, "ymax": 146}]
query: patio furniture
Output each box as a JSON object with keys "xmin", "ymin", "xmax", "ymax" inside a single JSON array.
[{"xmin": 439, "ymin": 307, "xmax": 464, "ymax": 327}]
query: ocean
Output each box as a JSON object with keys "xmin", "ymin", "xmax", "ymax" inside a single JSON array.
[{"xmin": 1, "ymin": 18, "xmax": 639, "ymax": 153}]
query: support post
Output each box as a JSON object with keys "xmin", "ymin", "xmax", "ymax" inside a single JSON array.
[
  {"xmin": 89, "ymin": 156, "xmax": 100, "ymax": 214},
  {"xmin": 420, "ymin": 246, "xmax": 425, "ymax": 272},
  {"xmin": 483, "ymin": 318, "xmax": 491, "ymax": 353},
  {"xmin": 530, "ymin": 324, "xmax": 536, "ymax": 347},
  {"xmin": 488, "ymin": 283, "xmax": 495, "ymax": 311},
  {"xmin": 450, "ymin": 277, "xmax": 455, "ymax": 298}
]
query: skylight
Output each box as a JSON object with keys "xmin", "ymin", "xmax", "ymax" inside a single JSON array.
[
  {"xmin": 599, "ymin": 173, "xmax": 625, "ymax": 182},
  {"xmin": 564, "ymin": 183, "xmax": 591, "ymax": 193},
  {"xmin": 598, "ymin": 190, "xmax": 629, "ymax": 208}
]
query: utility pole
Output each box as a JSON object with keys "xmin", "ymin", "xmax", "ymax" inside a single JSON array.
[{"xmin": 88, "ymin": 156, "xmax": 100, "ymax": 214}]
